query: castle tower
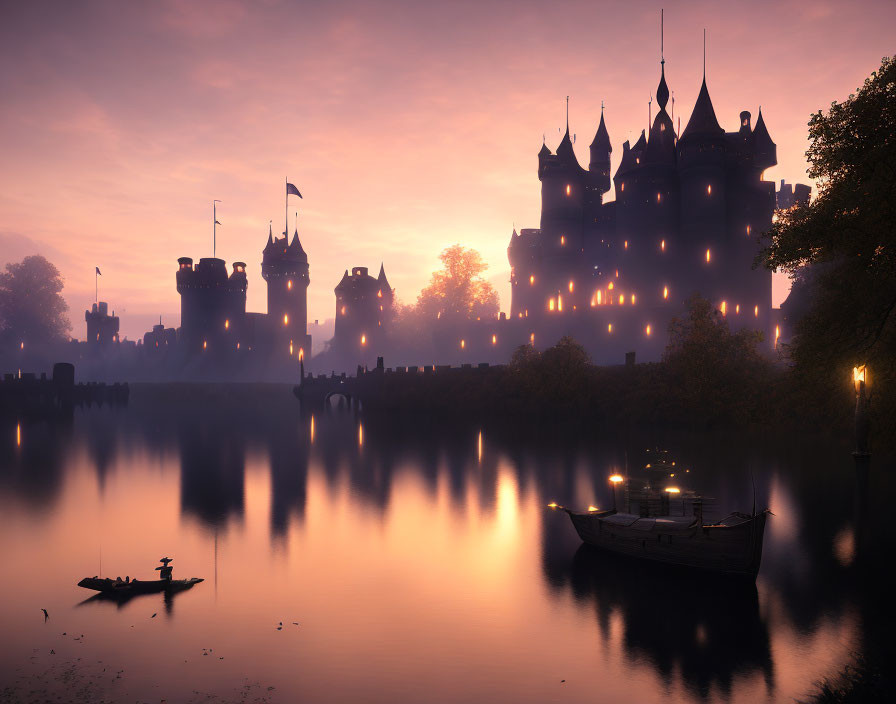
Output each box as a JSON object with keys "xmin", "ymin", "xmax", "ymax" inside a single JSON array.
[
  {"xmin": 334, "ymin": 265, "xmax": 394, "ymax": 352},
  {"xmin": 262, "ymin": 223, "xmax": 310, "ymax": 356},
  {"xmin": 176, "ymin": 256, "xmax": 247, "ymax": 350},
  {"xmin": 588, "ymin": 107, "xmax": 612, "ymax": 195}
]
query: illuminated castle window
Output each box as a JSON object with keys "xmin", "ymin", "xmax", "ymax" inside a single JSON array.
[
  {"xmin": 361, "ymin": 334, "xmax": 366, "ymax": 345},
  {"xmin": 707, "ymin": 184, "xmax": 712, "ymax": 195},
  {"xmin": 566, "ymin": 184, "xmax": 571, "ymax": 196},
  {"xmin": 705, "ymin": 249, "xmax": 711, "ymax": 263},
  {"xmin": 661, "ymin": 239, "xmax": 666, "ymax": 251},
  {"xmin": 721, "ymin": 301, "xmax": 727, "ymax": 316},
  {"xmin": 287, "ymin": 280, "xmax": 293, "ymax": 290},
  {"xmin": 529, "ymin": 275, "xmax": 535, "ymax": 285},
  {"xmin": 560, "ymin": 235, "xmax": 566, "ymax": 246},
  {"xmin": 663, "ymin": 286, "xmax": 669, "ymax": 299},
  {"xmin": 646, "ymin": 324, "xmax": 652, "ymax": 336}
]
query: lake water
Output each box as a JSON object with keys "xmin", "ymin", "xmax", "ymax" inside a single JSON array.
[{"xmin": 1, "ymin": 386, "xmax": 892, "ymax": 703}]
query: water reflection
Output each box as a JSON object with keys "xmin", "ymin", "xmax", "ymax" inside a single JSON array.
[{"xmin": 0, "ymin": 389, "xmax": 892, "ymax": 703}]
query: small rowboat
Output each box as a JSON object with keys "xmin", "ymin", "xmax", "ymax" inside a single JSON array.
[
  {"xmin": 555, "ymin": 506, "xmax": 769, "ymax": 578},
  {"xmin": 77, "ymin": 577, "xmax": 203, "ymax": 595}
]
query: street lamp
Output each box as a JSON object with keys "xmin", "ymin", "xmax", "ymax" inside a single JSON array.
[
  {"xmin": 853, "ymin": 365, "xmax": 871, "ymax": 465},
  {"xmin": 609, "ymin": 474, "xmax": 623, "ymax": 512}
]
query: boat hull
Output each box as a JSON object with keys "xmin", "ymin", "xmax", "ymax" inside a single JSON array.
[
  {"xmin": 77, "ymin": 577, "xmax": 203, "ymax": 595},
  {"xmin": 564, "ymin": 510, "xmax": 768, "ymax": 578}
]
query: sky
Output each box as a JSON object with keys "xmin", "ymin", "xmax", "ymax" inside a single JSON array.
[{"xmin": 1, "ymin": 0, "xmax": 893, "ymax": 342}]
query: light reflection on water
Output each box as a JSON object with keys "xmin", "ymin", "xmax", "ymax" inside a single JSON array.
[{"xmin": 0, "ymin": 388, "xmax": 887, "ymax": 703}]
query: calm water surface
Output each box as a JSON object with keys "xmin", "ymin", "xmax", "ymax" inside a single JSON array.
[{"xmin": 0, "ymin": 386, "xmax": 892, "ymax": 703}]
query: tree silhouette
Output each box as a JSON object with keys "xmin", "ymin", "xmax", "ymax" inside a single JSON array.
[
  {"xmin": 760, "ymin": 56, "xmax": 895, "ymax": 392},
  {"xmin": 0, "ymin": 255, "xmax": 71, "ymax": 348}
]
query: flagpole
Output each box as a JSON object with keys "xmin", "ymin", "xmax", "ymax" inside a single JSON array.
[
  {"xmin": 213, "ymin": 200, "xmax": 216, "ymax": 258},
  {"xmin": 95, "ymin": 268, "xmax": 97, "ymax": 304},
  {"xmin": 285, "ymin": 176, "xmax": 288, "ymax": 237}
]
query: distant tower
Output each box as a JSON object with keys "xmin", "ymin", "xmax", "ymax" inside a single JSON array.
[
  {"xmin": 262, "ymin": 223, "xmax": 310, "ymax": 355},
  {"xmin": 588, "ymin": 106, "xmax": 612, "ymax": 195},
  {"xmin": 334, "ymin": 265, "xmax": 394, "ymax": 351},
  {"xmin": 176, "ymin": 257, "xmax": 247, "ymax": 349},
  {"xmin": 85, "ymin": 302, "xmax": 120, "ymax": 347}
]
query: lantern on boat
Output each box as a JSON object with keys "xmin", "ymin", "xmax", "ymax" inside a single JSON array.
[
  {"xmin": 609, "ymin": 474, "xmax": 623, "ymax": 511},
  {"xmin": 853, "ymin": 365, "xmax": 871, "ymax": 458}
]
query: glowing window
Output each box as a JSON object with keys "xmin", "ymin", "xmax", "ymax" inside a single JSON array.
[
  {"xmin": 707, "ymin": 184, "xmax": 712, "ymax": 195},
  {"xmin": 225, "ymin": 319, "xmax": 229, "ymax": 330},
  {"xmin": 721, "ymin": 301, "xmax": 727, "ymax": 316},
  {"xmin": 620, "ymin": 182, "xmax": 625, "ymax": 192},
  {"xmin": 608, "ymin": 281, "xmax": 614, "ymax": 290},
  {"xmin": 624, "ymin": 240, "xmax": 628, "ymax": 249},
  {"xmin": 557, "ymin": 295, "xmax": 563, "ymax": 312},
  {"xmin": 663, "ymin": 286, "xmax": 669, "ymax": 299},
  {"xmin": 560, "ymin": 235, "xmax": 566, "ymax": 246},
  {"xmin": 706, "ymin": 249, "xmax": 711, "ymax": 263},
  {"xmin": 661, "ymin": 239, "xmax": 666, "ymax": 251},
  {"xmin": 203, "ymin": 340, "xmax": 207, "ymax": 350},
  {"xmin": 491, "ymin": 334, "xmax": 497, "ymax": 345},
  {"xmin": 754, "ymin": 305, "xmax": 759, "ymax": 317},
  {"xmin": 287, "ymin": 280, "xmax": 293, "ymax": 290},
  {"xmin": 529, "ymin": 275, "xmax": 535, "ymax": 285},
  {"xmin": 530, "ymin": 333, "xmax": 535, "ymax": 344},
  {"xmin": 341, "ymin": 306, "xmax": 346, "ymax": 315},
  {"xmin": 607, "ymin": 323, "xmax": 613, "ymax": 333},
  {"xmin": 597, "ymin": 290, "xmax": 602, "ymax": 304},
  {"xmin": 283, "ymin": 314, "xmax": 289, "ymax": 325},
  {"xmin": 619, "ymin": 294, "xmax": 625, "ymax": 305},
  {"xmin": 460, "ymin": 339, "xmax": 465, "ymax": 349},
  {"xmin": 549, "ymin": 298, "xmax": 555, "ymax": 311},
  {"xmin": 568, "ymin": 280, "xmax": 574, "ymax": 293},
  {"xmin": 566, "ymin": 184, "xmax": 571, "ymax": 196},
  {"xmin": 361, "ymin": 334, "xmax": 367, "ymax": 345},
  {"xmin": 377, "ymin": 289, "xmax": 383, "ymax": 298},
  {"xmin": 631, "ymin": 294, "xmax": 636, "ymax": 304},
  {"xmin": 746, "ymin": 225, "xmax": 751, "ymax": 236},
  {"xmin": 657, "ymin": 193, "xmax": 661, "ymax": 203},
  {"xmin": 774, "ymin": 326, "xmax": 780, "ymax": 349},
  {"xmin": 736, "ymin": 304, "xmax": 740, "ymax": 314},
  {"xmin": 646, "ymin": 324, "xmax": 652, "ymax": 336}
]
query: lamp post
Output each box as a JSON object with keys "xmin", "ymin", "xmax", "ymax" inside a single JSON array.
[
  {"xmin": 609, "ymin": 474, "xmax": 623, "ymax": 512},
  {"xmin": 853, "ymin": 365, "xmax": 871, "ymax": 471}
]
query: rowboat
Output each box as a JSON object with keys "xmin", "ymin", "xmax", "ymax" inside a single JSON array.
[
  {"xmin": 554, "ymin": 506, "xmax": 769, "ymax": 578},
  {"xmin": 77, "ymin": 576, "xmax": 203, "ymax": 595}
]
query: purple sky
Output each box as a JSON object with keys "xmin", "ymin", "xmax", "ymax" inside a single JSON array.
[{"xmin": 1, "ymin": 0, "xmax": 893, "ymax": 341}]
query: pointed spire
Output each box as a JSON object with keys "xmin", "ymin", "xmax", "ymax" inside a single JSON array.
[
  {"xmin": 377, "ymin": 262, "xmax": 391, "ymax": 290},
  {"xmin": 633, "ymin": 129, "xmax": 647, "ymax": 153},
  {"xmin": 590, "ymin": 106, "xmax": 611, "ymax": 153},
  {"xmin": 657, "ymin": 10, "xmax": 669, "ymax": 110},
  {"xmin": 680, "ymin": 77, "xmax": 724, "ymax": 140},
  {"xmin": 752, "ymin": 106, "xmax": 777, "ymax": 170}
]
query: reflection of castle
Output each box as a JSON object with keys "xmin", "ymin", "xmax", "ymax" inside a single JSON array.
[
  {"xmin": 505, "ymin": 51, "xmax": 810, "ymax": 356},
  {"xmin": 175, "ymin": 224, "xmax": 311, "ymax": 360}
]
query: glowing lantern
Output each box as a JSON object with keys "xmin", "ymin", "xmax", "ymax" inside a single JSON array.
[
  {"xmin": 735, "ymin": 304, "xmax": 740, "ymax": 314},
  {"xmin": 283, "ymin": 314, "xmax": 289, "ymax": 325},
  {"xmin": 665, "ymin": 487, "xmax": 681, "ymax": 494},
  {"xmin": 631, "ymin": 294, "xmax": 636, "ymax": 304},
  {"xmin": 608, "ymin": 282, "xmax": 614, "ymax": 290},
  {"xmin": 754, "ymin": 305, "xmax": 759, "ymax": 317},
  {"xmin": 529, "ymin": 275, "xmax": 535, "ymax": 285},
  {"xmin": 661, "ymin": 239, "xmax": 666, "ymax": 251},
  {"xmin": 560, "ymin": 235, "xmax": 566, "ymax": 246},
  {"xmin": 287, "ymin": 280, "xmax": 293, "ymax": 290},
  {"xmin": 588, "ymin": 506, "xmax": 600, "ymax": 512},
  {"xmin": 492, "ymin": 334, "xmax": 497, "ymax": 345},
  {"xmin": 569, "ymin": 280, "xmax": 574, "ymax": 293},
  {"xmin": 853, "ymin": 365, "xmax": 868, "ymax": 395},
  {"xmin": 289, "ymin": 340, "xmax": 294, "ymax": 356},
  {"xmin": 657, "ymin": 193, "xmax": 661, "ymax": 203},
  {"xmin": 203, "ymin": 340, "xmax": 207, "ymax": 350},
  {"xmin": 597, "ymin": 290, "xmax": 603, "ymax": 304},
  {"xmin": 20, "ymin": 342, "xmax": 24, "ymax": 350},
  {"xmin": 460, "ymin": 339, "xmax": 465, "ymax": 349},
  {"xmin": 609, "ymin": 474, "xmax": 623, "ymax": 511},
  {"xmin": 721, "ymin": 301, "xmax": 727, "ymax": 316},
  {"xmin": 566, "ymin": 184, "xmax": 571, "ymax": 196},
  {"xmin": 707, "ymin": 184, "xmax": 712, "ymax": 195},
  {"xmin": 706, "ymin": 249, "xmax": 711, "ymax": 263},
  {"xmin": 607, "ymin": 323, "xmax": 613, "ymax": 333},
  {"xmin": 225, "ymin": 319, "xmax": 230, "ymax": 330},
  {"xmin": 549, "ymin": 298, "xmax": 555, "ymax": 312},
  {"xmin": 624, "ymin": 240, "xmax": 628, "ymax": 249},
  {"xmin": 530, "ymin": 333, "xmax": 535, "ymax": 344},
  {"xmin": 558, "ymin": 295, "xmax": 563, "ymax": 312},
  {"xmin": 619, "ymin": 294, "xmax": 625, "ymax": 305},
  {"xmin": 746, "ymin": 225, "xmax": 752, "ymax": 236},
  {"xmin": 237, "ymin": 342, "xmax": 240, "ymax": 349},
  {"xmin": 361, "ymin": 334, "xmax": 367, "ymax": 345},
  {"xmin": 774, "ymin": 325, "xmax": 780, "ymax": 348},
  {"xmin": 548, "ymin": 502, "xmax": 558, "ymax": 509},
  {"xmin": 646, "ymin": 324, "xmax": 652, "ymax": 336},
  {"xmin": 663, "ymin": 286, "xmax": 669, "ymax": 299},
  {"xmin": 341, "ymin": 306, "xmax": 346, "ymax": 315}
]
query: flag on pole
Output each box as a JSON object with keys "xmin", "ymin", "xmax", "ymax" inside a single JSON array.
[
  {"xmin": 286, "ymin": 183, "xmax": 303, "ymax": 198},
  {"xmin": 215, "ymin": 220, "xmax": 222, "ymax": 225},
  {"xmin": 96, "ymin": 267, "xmax": 102, "ymax": 276}
]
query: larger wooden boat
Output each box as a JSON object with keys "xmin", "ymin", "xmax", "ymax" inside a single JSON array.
[{"xmin": 554, "ymin": 506, "xmax": 769, "ymax": 578}]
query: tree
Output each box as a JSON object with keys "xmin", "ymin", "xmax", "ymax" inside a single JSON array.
[
  {"xmin": 416, "ymin": 245, "xmax": 499, "ymax": 320},
  {"xmin": 663, "ymin": 295, "xmax": 771, "ymax": 424},
  {"xmin": 0, "ymin": 255, "xmax": 71, "ymax": 347},
  {"xmin": 760, "ymin": 56, "xmax": 895, "ymax": 382}
]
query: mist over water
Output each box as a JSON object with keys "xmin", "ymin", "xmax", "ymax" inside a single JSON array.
[{"xmin": 0, "ymin": 386, "xmax": 890, "ymax": 703}]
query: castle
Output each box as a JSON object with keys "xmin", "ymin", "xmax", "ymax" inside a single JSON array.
[
  {"xmin": 333, "ymin": 265, "xmax": 395, "ymax": 352},
  {"xmin": 506, "ymin": 52, "xmax": 810, "ymax": 360},
  {"xmin": 174, "ymin": 224, "xmax": 311, "ymax": 361}
]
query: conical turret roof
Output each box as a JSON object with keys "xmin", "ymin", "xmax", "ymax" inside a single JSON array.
[
  {"xmin": 656, "ymin": 64, "xmax": 670, "ymax": 111},
  {"xmin": 752, "ymin": 108, "xmax": 775, "ymax": 151},
  {"xmin": 288, "ymin": 229, "xmax": 308, "ymax": 261},
  {"xmin": 377, "ymin": 262, "xmax": 391, "ymax": 290},
  {"xmin": 590, "ymin": 109, "xmax": 612, "ymax": 154},
  {"xmin": 555, "ymin": 127, "xmax": 579, "ymax": 166},
  {"xmin": 680, "ymin": 78, "xmax": 724, "ymax": 140},
  {"xmin": 335, "ymin": 269, "xmax": 350, "ymax": 293},
  {"xmin": 633, "ymin": 129, "xmax": 647, "ymax": 153}
]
